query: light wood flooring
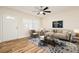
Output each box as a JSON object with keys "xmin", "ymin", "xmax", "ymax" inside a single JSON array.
[{"xmin": 0, "ymin": 38, "xmax": 47, "ymax": 53}]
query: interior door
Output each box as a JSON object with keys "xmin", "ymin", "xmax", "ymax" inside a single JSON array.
[{"xmin": 2, "ymin": 16, "xmax": 18, "ymax": 41}]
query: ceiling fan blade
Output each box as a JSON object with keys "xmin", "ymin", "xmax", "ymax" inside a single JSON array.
[
  {"xmin": 43, "ymin": 7, "xmax": 48, "ymax": 10},
  {"xmin": 44, "ymin": 11, "xmax": 51, "ymax": 13},
  {"xmin": 43, "ymin": 13, "xmax": 46, "ymax": 15}
]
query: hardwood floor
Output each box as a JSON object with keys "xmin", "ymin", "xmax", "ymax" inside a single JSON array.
[{"xmin": 0, "ymin": 38, "xmax": 47, "ymax": 53}]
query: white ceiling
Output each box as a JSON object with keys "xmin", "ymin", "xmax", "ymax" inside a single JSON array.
[{"xmin": 6, "ymin": 6, "xmax": 78, "ymax": 18}]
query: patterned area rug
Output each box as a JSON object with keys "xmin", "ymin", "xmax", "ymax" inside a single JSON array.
[{"xmin": 29, "ymin": 38, "xmax": 78, "ymax": 53}]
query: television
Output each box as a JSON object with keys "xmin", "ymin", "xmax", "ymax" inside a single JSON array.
[{"xmin": 52, "ymin": 20, "xmax": 63, "ymax": 28}]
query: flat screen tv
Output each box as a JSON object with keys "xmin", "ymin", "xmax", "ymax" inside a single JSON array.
[{"xmin": 52, "ymin": 20, "xmax": 63, "ymax": 28}]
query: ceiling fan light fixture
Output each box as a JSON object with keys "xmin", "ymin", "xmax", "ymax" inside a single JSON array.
[{"xmin": 40, "ymin": 11, "xmax": 43, "ymax": 14}]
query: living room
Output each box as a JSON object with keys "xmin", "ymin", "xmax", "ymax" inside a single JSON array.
[{"xmin": 0, "ymin": 6, "xmax": 79, "ymax": 53}]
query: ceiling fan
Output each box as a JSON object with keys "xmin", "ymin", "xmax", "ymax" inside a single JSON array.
[{"xmin": 34, "ymin": 6, "xmax": 51, "ymax": 15}]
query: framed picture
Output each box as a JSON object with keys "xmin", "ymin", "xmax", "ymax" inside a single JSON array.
[{"xmin": 52, "ymin": 20, "xmax": 63, "ymax": 28}]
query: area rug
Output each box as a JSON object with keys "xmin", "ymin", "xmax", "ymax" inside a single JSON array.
[{"xmin": 29, "ymin": 38, "xmax": 78, "ymax": 53}]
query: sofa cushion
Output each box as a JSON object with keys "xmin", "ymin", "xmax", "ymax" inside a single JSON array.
[{"xmin": 53, "ymin": 33, "xmax": 67, "ymax": 40}]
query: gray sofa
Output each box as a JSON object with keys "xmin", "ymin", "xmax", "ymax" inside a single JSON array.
[{"xmin": 45, "ymin": 29, "xmax": 75, "ymax": 41}]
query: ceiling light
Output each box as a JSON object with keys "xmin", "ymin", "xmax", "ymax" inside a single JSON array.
[{"xmin": 40, "ymin": 11, "xmax": 43, "ymax": 14}]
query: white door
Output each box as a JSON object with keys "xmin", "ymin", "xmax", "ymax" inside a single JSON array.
[{"xmin": 2, "ymin": 16, "xmax": 18, "ymax": 41}]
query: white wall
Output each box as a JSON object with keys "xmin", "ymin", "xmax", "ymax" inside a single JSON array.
[
  {"xmin": 42, "ymin": 7, "xmax": 79, "ymax": 30},
  {"xmin": 0, "ymin": 14, "xmax": 2, "ymax": 41},
  {"xmin": 0, "ymin": 9, "xmax": 3, "ymax": 42},
  {"xmin": 0, "ymin": 7, "xmax": 41, "ymax": 42}
]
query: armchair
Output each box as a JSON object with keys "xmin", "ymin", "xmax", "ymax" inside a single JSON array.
[{"xmin": 30, "ymin": 30, "xmax": 39, "ymax": 38}]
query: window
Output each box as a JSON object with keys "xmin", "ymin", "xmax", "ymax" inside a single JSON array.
[{"xmin": 23, "ymin": 19, "xmax": 40, "ymax": 30}]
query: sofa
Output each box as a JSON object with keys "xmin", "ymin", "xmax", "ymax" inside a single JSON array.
[{"xmin": 45, "ymin": 29, "xmax": 75, "ymax": 41}]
